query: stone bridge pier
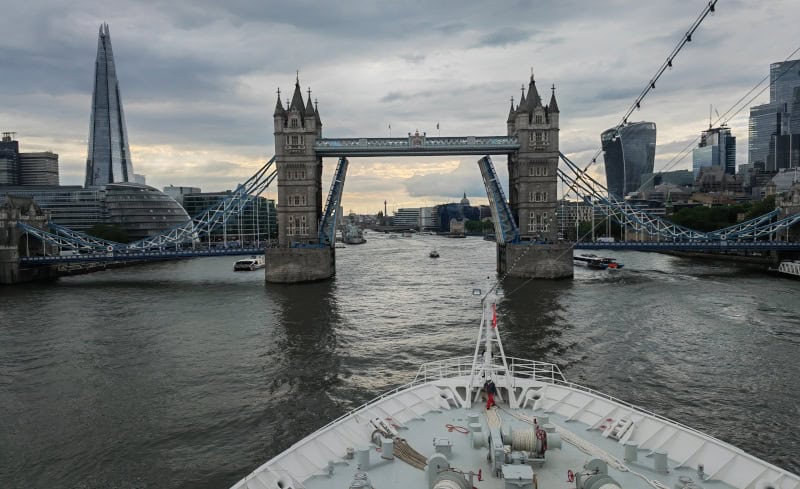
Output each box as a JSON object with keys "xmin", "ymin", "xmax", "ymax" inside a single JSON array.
[{"xmin": 0, "ymin": 195, "xmax": 58, "ymax": 284}]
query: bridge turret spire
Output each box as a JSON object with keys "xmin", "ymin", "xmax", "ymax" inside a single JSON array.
[
  {"xmin": 289, "ymin": 78, "xmax": 305, "ymax": 117},
  {"xmin": 507, "ymin": 96, "xmax": 516, "ymax": 123},
  {"xmin": 527, "ymin": 72, "xmax": 542, "ymax": 108},
  {"xmin": 549, "ymin": 84, "xmax": 559, "ymax": 113},
  {"xmin": 274, "ymin": 87, "xmax": 286, "ymax": 117},
  {"xmin": 305, "ymin": 91, "xmax": 316, "ymax": 116}
]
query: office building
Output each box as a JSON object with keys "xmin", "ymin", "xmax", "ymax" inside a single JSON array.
[
  {"xmin": 163, "ymin": 185, "xmax": 202, "ymax": 206},
  {"xmin": 692, "ymin": 125, "xmax": 736, "ymax": 179},
  {"xmin": 601, "ymin": 121, "xmax": 656, "ymax": 197},
  {"xmin": 85, "ymin": 24, "xmax": 134, "ymax": 187},
  {"xmin": 19, "ymin": 152, "xmax": 59, "ymax": 186},
  {"xmin": 1, "ymin": 133, "xmax": 60, "ymax": 186},
  {"xmin": 393, "ymin": 208, "xmax": 421, "ymax": 228},
  {"xmin": 0, "ymin": 132, "xmax": 20, "ymax": 185},
  {"xmin": 0, "ymin": 186, "xmax": 106, "ymax": 231},
  {"xmin": 748, "ymin": 58, "xmax": 800, "ymax": 170},
  {"xmin": 182, "ymin": 191, "xmax": 277, "ymax": 244}
]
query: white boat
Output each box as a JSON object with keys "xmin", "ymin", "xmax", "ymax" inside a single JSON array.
[
  {"xmin": 233, "ymin": 256, "xmax": 265, "ymax": 271},
  {"xmin": 230, "ymin": 294, "xmax": 800, "ymax": 489},
  {"xmin": 770, "ymin": 260, "xmax": 800, "ymax": 279}
]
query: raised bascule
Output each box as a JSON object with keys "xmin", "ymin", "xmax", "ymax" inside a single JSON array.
[{"xmin": 266, "ymin": 74, "xmax": 573, "ymax": 282}]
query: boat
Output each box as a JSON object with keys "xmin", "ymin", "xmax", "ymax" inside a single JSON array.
[
  {"xmin": 233, "ymin": 256, "xmax": 265, "ymax": 271},
  {"xmin": 596, "ymin": 256, "xmax": 625, "ymax": 270},
  {"xmin": 484, "ymin": 233, "xmax": 496, "ymax": 241},
  {"xmin": 574, "ymin": 255, "xmax": 608, "ymax": 270},
  {"xmin": 230, "ymin": 294, "xmax": 800, "ymax": 489},
  {"xmin": 429, "ymin": 249, "xmax": 440, "ymax": 258},
  {"xmin": 769, "ymin": 260, "xmax": 800, "ymax": 279},
  {"xmin": 343, "ymin": 223, "xmax": 366, "ymax": 245}
]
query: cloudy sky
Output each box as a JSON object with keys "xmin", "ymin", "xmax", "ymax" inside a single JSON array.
[{"xmin": 1, "ymin": 0, "xmax": 797, "ymax": 213}]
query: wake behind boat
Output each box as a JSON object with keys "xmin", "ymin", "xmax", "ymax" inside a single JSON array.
[{"xmin": 230, "ymin": 295, "xmax": 799, "ymax": 489}]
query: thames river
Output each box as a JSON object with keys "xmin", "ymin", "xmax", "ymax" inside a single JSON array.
[{"xmin": 1, "ymin": 235, "xmax": 799, "ymax": 488}]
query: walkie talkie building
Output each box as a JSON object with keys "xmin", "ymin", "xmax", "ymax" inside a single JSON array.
[
  {"xmin": 85, "ymin": 24, "xmax": 134, "ymax": 187},
  {"xmin": 601, "ymin": 122, "xmax": 656, "ymax": 197}
]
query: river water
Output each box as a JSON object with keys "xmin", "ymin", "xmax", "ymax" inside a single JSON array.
[{"xmin": 1, "ymin": 234, "xmax": 799, "ymax": 488}]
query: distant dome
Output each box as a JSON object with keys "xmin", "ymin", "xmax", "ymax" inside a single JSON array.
[
  {"xmin": 104, "ymin": 183, "xmax": 190, "ymax": 241},
  {"xmin": 460, "ymin": 192, "xmax": 470, "ymax": 206}
]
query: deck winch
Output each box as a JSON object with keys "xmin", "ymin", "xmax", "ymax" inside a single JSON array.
[{"xmin": 574, "ymin": 459, "xmax": 621, "ymax": 489}]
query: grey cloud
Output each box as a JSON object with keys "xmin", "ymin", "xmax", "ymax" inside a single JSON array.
[
  {"xmin": 400, "ymin": 54, "xmax": 426, "ymax": 65},
  {"xmin": 1, "ymin": 0, "xmax": 796, "ymax": 206},
  {"xmin": 474, "ymin": 28, "xmax": 532, "ymax": 48}
]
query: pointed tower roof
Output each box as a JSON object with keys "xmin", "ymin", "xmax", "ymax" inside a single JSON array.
[
  {"xmin": 549, "ymin": 83, "xmax": 559, "ymax": 113},
  {"xmin": 289, "ymin": 77, "xmax": 305, "ymax": 116},
  {"xmin": 517, "ymin": 85, "xmax": 528, "ymax": 112},
  {"xmin": 527, "ymin": 73, "xmax": 542, "ymax": 108},
  {"xmin": 507, "ymin": 97, "xmax": 516, "ymax": 123},
  {"xmin": 314, "ymin": 98, "xmax": 322, "ymax": 125},
  {"xmin": 305, "ymin": 93, "xmax": 315, "ymax": 116},
  {"xmin": 274, "ymin": 88, "xmax": 286, "ymax": 117}
]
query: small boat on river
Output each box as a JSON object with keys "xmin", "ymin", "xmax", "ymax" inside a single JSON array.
[{"xmin": 233, "ymin": 256, "xmax": 265, "ymax": 271}]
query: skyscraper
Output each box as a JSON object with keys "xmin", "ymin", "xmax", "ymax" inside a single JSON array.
[
  {"xmin": 601, "ymin": 121, "xmax": 656, "ymax": 197},
  {"xmin": 85, "ymin": 24, "xmax": 133, "ymax": 188},
  {"xmin": 0, "ymin": 132, "xmax": 19, "ymax": 185},
  {"xmin": 748, "ymin": 58, "xmax": 800, "ymax": 170},
  {"xmin": 692, "ymin": 125, "xmax": 736, "ymax": 179}
]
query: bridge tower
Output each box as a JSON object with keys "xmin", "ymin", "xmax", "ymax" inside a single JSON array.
[
  {"xmin": 266, "ymin": 76, "xmax": 335, "ymax": 282},
  {"xmin": 0, "ymin": 195, "xmax": 58, "ymax": 284},
  {"xmin": 502, "ymin": 74, "xmax": 572, "ymax": 278}
]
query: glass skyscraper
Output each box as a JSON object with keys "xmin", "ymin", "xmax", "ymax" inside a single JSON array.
[
  {"xmin": 85, "ymin": 24, "xmax": 134, "ymax": 187},
  {"xmin": 748, "ymin": 58, "xmax": 800, "ymax": 170},
  {"xmin": 601, "ymin": 121, "xmax": 657, "ymax": 197},
  {"xmin": 770, "ymin": 59, "xmax": 800, "ymax": 108},
  {"xmin": 692, "ymin": 126, "xmax": 736, "ymax": 179},
  {"xmin": 749, "ymin": 103, "xmax": 779, "ymax": 167}
]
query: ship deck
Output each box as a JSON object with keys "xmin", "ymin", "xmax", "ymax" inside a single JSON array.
[{"xmin": 232, "ymin": 366, "xmax": 800, "ymax": 489}]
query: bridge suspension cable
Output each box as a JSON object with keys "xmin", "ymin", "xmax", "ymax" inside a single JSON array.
[
  {"xmin": 559, "ymin": 152, "xmax": 708, "ymax": 240},
  {"xmin": 582, "ymin": 0, "xmax": 719, "ymax": 171},
  {"xmin": 637, "ymin": 44, "xmax": 800, "ymax": 182}
]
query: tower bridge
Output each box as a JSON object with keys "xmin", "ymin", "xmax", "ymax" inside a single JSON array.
[
  {"xmin": 6, "ymin": 75, "xmax": 800, "ymax": 284},
  {"xmin": 267, "ymin": 73, "xmax": 570, "ymax": 282}
]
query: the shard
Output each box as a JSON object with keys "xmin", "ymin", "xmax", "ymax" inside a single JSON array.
[{"xmin": 85, "ymin": 23, "xmax": 133, "ymax": 187}]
